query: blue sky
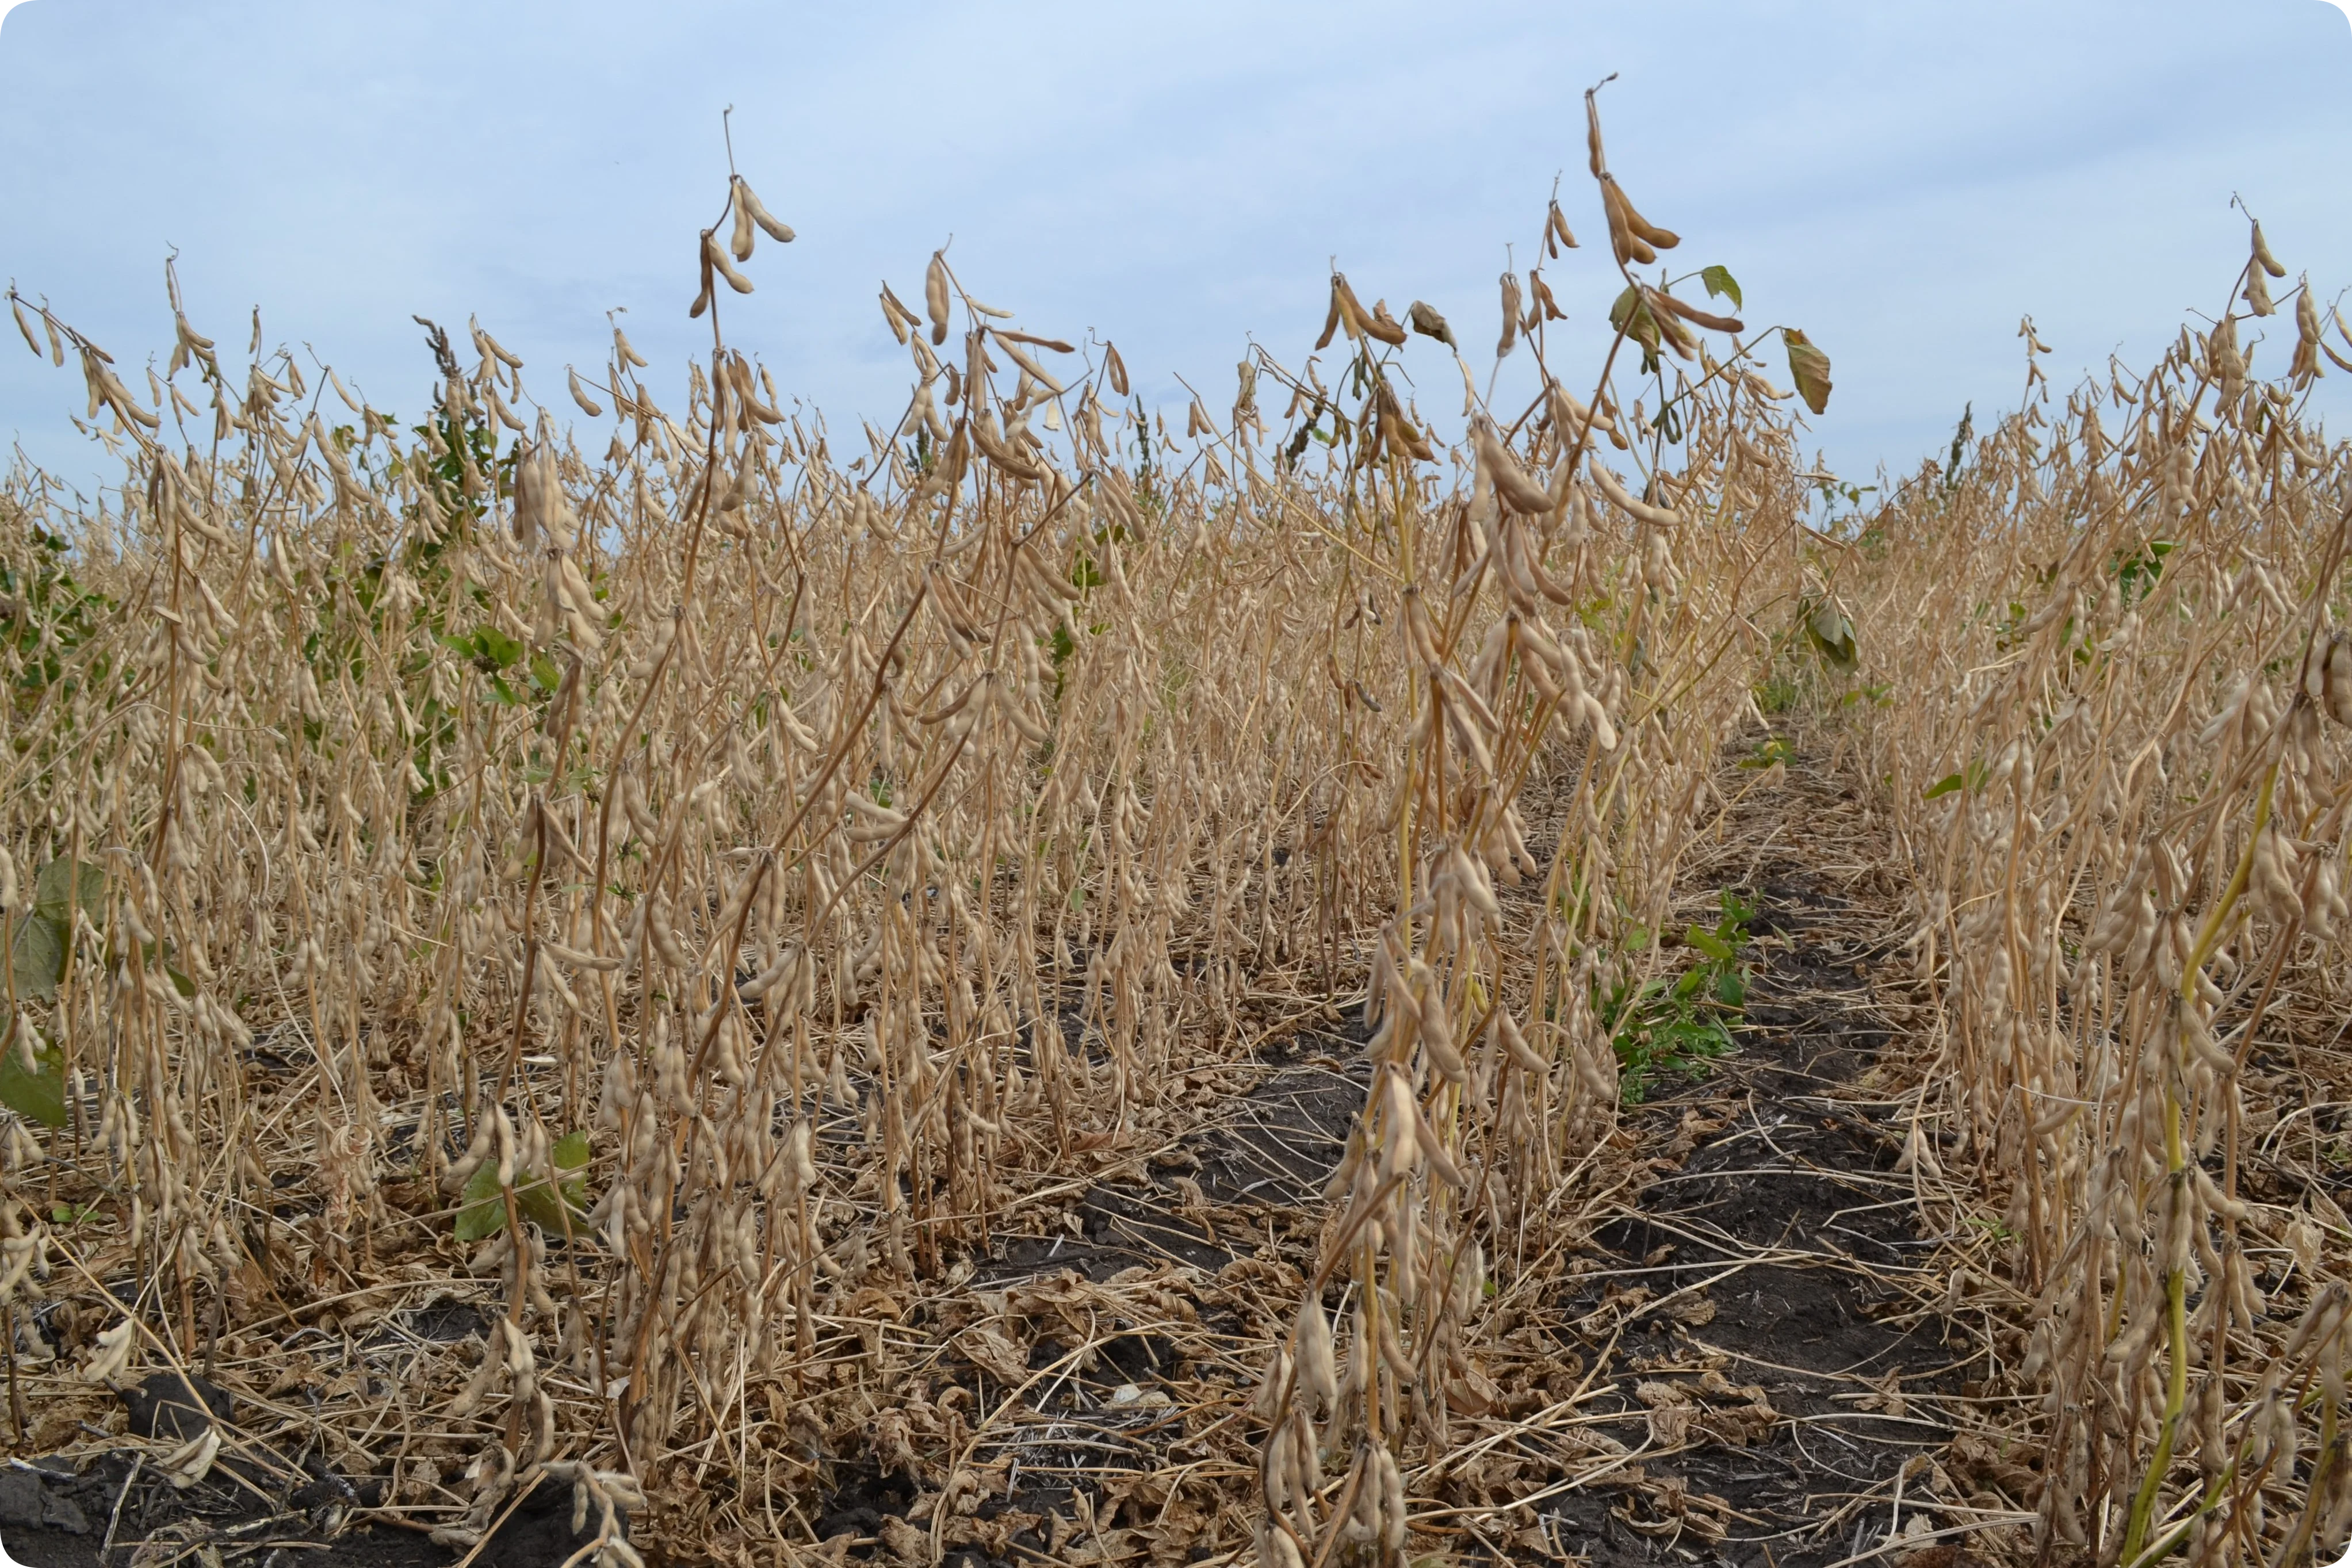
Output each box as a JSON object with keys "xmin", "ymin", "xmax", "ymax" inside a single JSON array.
[{"xmin": 2, "ymin": 1, "xmax": 2349, "ymax": 500}]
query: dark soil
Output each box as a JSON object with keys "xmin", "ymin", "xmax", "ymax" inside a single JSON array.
[
  {"xmin": 972, "ymin": 1012, "xmax": 1371, "ymax": 1288},
  {"xmin": 804, "ymin": 1009, "xmax": 1376, "ymax": 1565},
  {"xmin": 1519, "ymin": 740, "xmax": 1974, "ymax": 1568},
  {"xmin": 1, "ymin": 1441, "xmax": 607, "ymax": 1568}
]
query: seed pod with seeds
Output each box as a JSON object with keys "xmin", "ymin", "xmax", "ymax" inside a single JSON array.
[
  {"xmin": 1256, "ymin": 1521, "xmax": 1304, "ymax": 1568},
  {"xmin": 990, "ymin": 331, "xmax": 1065, "ymax": 395},
  {"xmin": 1601, "ymin": 181, "xmax": 1657, "ymax": 267},
  {"xmin": 879, "ymin": 284, "xmax": 920, "ymax": 345},
  {"xmin": 1615, "ymin": 184, "xmax": 1678, "ymax": 250},
  {"xmin": 1332, "ymin": 273, "xmax": 1374, "ymax": 342},
  {"xmin": 1649, "ymin": 286, "xmax": 1741, "ymax": 335},
  {"xmin": 789, "ymin": 1119, "xmax": 817, "ymax": 1191},
  {"xmin": 1379, "ymin": 1072, "xmax": 1426, "ymax": 1179},
  {"xmin": 1294, "ymin": 1292, "xmax": 1337, "ymax": 1410},
  {"xmin": 1422, "ymin": 1017, "xmax": 1467, "ymax": 1083},
  {"xmin": 1590, "ymin": 460, "xmax": 1680, "ymax": 527},
  {"xmin": 689, "ymin": 235, "xmax": 717, "ymax": 318},
  {"xmin": 82, "ymin": 1321, "xmax": 134, "ymax": 1386},
  {"xmin": 468, "ymin": 316, "xmax": 519, "ymax": 371},
  {"xmin": 1497, "ymin": 273, "xmax": 1521, "ymax": 360},
  {"xmin": 567, "ymin": 367, "xmax": 604, "ymax": 418},
  {"xmin": 707, "ymin": 232, "xmax": 755, "ymax": 295},
  {"xmin": 11, "ymin": 297, "xmax": 41, "ymax": 359},
  {"xmin": 737, "ymin": 177, "xmax": 794, "ymax": 244},
  {"xmin": 1401, "ymin": 586, "xmax": 1443, "ymax": 666},
  {"xmin": 2293, "ymin": 278, "xmax": 2324, "ymax": 383},
  {"xmin": 1473, "ymin": 418, "xmax": 1553, "ymax": 514},
  {"xmin": 1413, "ymin": 1105, "xmax": 1465, "ymax": 1188},
  {"xmin": 1251, "ymin": 1349, "xmax": 1292, "ymax": 1422},
  {"xmin": 1375, "ymin": 1444, "xmax": 1406, "ymax": 1556},
  {"xmin": 2252, "ymin": 218, "xmax": 2286, "ymax": 278},
  {"xmin": 1550, "ymin": 200, "xmax": 1578, "ymax": 251},
  {"xmin": 925, "ymin": 252, "xmax": 951, "ymax": 346},
  {"xmin": 1349, "ymin": 1450, "xmax": 1385, "ymax": 1545},
  {"xmin": 1529, "ymin": 271, "xmax": 1567, "ymax": 322},
  {"xmin": 1315, "ymin": 278, "xmax": 1345, "ymax": 351},
  {"xmin": 614, "ymin": 326, "xmax": 648, "ymax": 368},
  {"xmin": 2245, "ymin": 267, "xmax": 2275, "ymax": 318},
  {"xmin": 1512, "ymin": 625, "xmax": 1566, "ymax": 698},
  {"xmin": 728, "ymin": 179, "xmax": 758, "ymax": 261},
  {"xmin": 2321, "ymin": 634, "xmax": 2352, "ymax": 726},
  {"xmin": 1103, "ymin": 343, "xmax": 1130, "ymax": 397}
]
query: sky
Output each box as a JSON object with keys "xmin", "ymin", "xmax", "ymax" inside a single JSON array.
[{"xmin": 2, "ymin": 1, "xmax": 2350, "ymax": 503}]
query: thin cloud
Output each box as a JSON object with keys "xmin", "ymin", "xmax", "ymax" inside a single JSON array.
[{"xmin": 1, "ymin": 1, "xmax": 2347, "ymax": 494}]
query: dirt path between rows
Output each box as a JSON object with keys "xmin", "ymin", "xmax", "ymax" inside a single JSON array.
[{"xmin": 1516, "ymin": 729, "xmax": 2017, "ymax": 1568}]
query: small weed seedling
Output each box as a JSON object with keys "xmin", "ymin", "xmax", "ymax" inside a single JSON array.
[{"xmin": 1602, "ymin": 889, "xmax": 1754, "ymax": 1103}]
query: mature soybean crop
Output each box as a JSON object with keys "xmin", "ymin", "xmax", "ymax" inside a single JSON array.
[{"xmin": 1, "ymin": 88, "xmax": 2346, "ymax": 1568}]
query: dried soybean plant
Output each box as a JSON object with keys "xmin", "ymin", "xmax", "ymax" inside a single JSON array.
[
  {"xmin": 1246, "ymin": 85, "xmax": 1827, "ymax": 1568},
  {"xmin": 1837, "ymin": 217, "xmax": 2352, "ymax": 1568},
  {"xmin": 0, "ymin": 97, "xmax": 1834, "ymax": 1562},
  {"xmin": 0, "ymin": 178, "xmax": 1390, "ymax": 1538}
]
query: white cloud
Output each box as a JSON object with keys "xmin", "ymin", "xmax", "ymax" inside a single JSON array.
[{"xmin": 1, "ymin": 1, "xmax": 2348, "ymax": 494}]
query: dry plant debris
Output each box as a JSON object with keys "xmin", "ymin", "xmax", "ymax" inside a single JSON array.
[{"xmin": 0, "ymin": 85, "xmax": 2346, "ymax": 1568}]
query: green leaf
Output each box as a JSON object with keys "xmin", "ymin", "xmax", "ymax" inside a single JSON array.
[
  {"xmin": 33, "ymin": 856, "xmax": 105, "ymax": 924},
  {"xmin": 543, "ymin": 1130, "xmax": 594, "ymax": 1221},
  {"xmin": 0, "ymin": 1026, "xmax": 68, "ymax": 1129},
  {"xmin": 1609, "ymin": 286, "xmax": 1662, "ymax": 365},
  {"xmin": 1783, "ymin": 328, "xmax": 1833, "ymax": 415},
  {"xmin": 1805, "ymin": 599, "xmax": 1857, "ymax": 671},
  {"xmin": 127, "ymin": 940, "xmax": 197, "ymax": 998},
  {"xmin": 1686, "ymin": 927, "xmax": 1733, "ymax": 963},
  {"xmin": 1922, "ymin": 759, "xmax": 1990, "ymax": 800},
  {"xmin": 2114, "ymin": 539, "xmax": 2177, "ymax": 606},
  {"xmin": 1700, "ymin": 265, "xmax": 1742, "ymax": 311},
  {"xmin": 454, "ymin": 1159, "xmax": 507, "ymax": 1242},
  {"xmin": 515, "ymin": 1165, "xmax": 589, "ymax": 1235},
  {"xmin": 10, "ymin": 912, "xmax": 67, "ymax": 1001},
  {"xmin": 476, "ymin": 626, "xmax": 524, "ymax": 670},
  {"xmin": 1714, "ymin": 969, "xmax": 1747, "ymax": 1007},
  {"xmin": 454, "ymin": 1131, "xmax": 594, "ymax": 1242}
]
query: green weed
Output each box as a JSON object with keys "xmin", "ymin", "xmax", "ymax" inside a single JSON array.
[{"xmin": 1601, "ymin": 888, "xmax": 1753, "ymax": 1104}]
